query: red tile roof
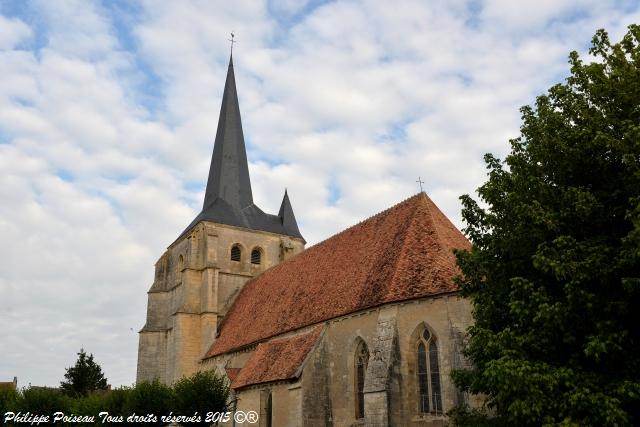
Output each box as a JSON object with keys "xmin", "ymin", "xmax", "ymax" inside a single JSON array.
[
  {"xmin": 225, "ymin": 368, "xmax": 241, "ymax": 383},
  {"xmin": 231, "ymin": 326, "xmax": 323, "ymax": 389},
  {"xmin": 206, "ymin": 193, "xmax": 469, "ymax": 358}
]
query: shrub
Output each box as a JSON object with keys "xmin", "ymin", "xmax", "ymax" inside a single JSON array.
[
  {"xmin": 0, "ymin": 387, "xmax": 19, "ymax": 416},
  {"xmin": 71, "ymin": 391, "xmax": 108, "ymax": 425},
  {"xmin": 124, "ymin": 379, "xmax": 174, "ymax": 426},
  {"xmin": 172, "ymin": 371, "xmax": 230, "ymax": 425},
  {"xmin": 102, "ymin": 386, "xmax": 131, "ymax": 417},
  {"xmin": 16, "ymin": 387, "xmax": 72, "ymax": 416}
]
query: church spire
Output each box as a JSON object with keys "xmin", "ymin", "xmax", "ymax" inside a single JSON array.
[
  {"xmin": 175, "ymin": 51, "xmax": 304, "ymax": 244},
  {"xmin": 203, "ymin": 54, "xmax": 253, "ymax": 210}
]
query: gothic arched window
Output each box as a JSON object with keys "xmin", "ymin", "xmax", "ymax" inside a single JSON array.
[
  {"xmin": 355, "ymin": 339, "xmax": 369, "ymax": 419},
  {"xmin": 251, "ymin": 248, "xmax": 262, "ymax": 265},
  {"xmin": 417, "ymin": 327, "xmax": 442, "ymax": 414},
  {"xmin": 230, "ymin": 244, "xmax": 241, "ymax": 262}
]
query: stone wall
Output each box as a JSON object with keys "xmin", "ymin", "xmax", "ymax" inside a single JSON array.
[
  {"xmin": 209, "ymin": 294, "xmax": 473, "ymax": 426},
  {"xmin": 301, "ymin": 341, "xmax": 333, "ymax": 426},
  {"xmin": 136, "ymin": 221, "xmax": 305, "ymax": 384}
]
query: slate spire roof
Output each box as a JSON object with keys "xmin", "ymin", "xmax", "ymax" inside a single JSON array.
[
  {"xmin": 177, "ymin": 55, "xmax": 304, "ymax": 242},
  {"xmin": 203, "ymin": 54, "xmax": 252, "ymax": 210},
  {"xmin": 278, "ymin": 189, "xmax": 302, "ymax": 238}
]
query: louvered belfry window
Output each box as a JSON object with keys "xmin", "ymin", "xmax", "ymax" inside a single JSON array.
[
  {"xmin": 417, "ymin": 327, "xmax": 443, "ymax": 414},
  {"xmin": 251, "ymin": 248, "xmax": 262, "ymax": 265},
  {"xmin": 355, "ymin": 340, "xmax": 369, "ymax": 419},
  {"xmin": 230, "ymin": 244, "xmax": 241, "ymax": 262}
]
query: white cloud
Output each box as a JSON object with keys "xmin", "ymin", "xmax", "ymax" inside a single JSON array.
[{"xmin": 0, "ymin": 15, "xmax": 32, "ymax": 49}]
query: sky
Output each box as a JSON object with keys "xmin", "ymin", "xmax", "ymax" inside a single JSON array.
[{"xmin": 0, "ymin": 0, "xmax": 638, "ymax": 388}]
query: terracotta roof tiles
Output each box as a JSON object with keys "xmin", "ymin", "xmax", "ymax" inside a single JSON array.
[
  {"xmin": 206, "ymin": 193, "xmax": 469, "ymax": 358},
  {"xmin": 231, "ymin": 326, "xmax": 323, "ymax": 389},
  {"xmin": 225, "ymin": 368, "xmax": 241, "ymax": 383}
]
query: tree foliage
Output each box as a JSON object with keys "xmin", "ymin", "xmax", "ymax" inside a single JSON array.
[
  {"xmin": 124, "ymin": 379, "xmax": 174, "ymax": 426},
  {"xmin": 3, "ymin": 371, "xmax": 229, "ymax": 426},
  {"xmin": 101, "ymin": 386, "xmax": 131, "ymax": 417},
  {"xmin": 173, "ymin": 370, "xmax": 230, "ymax": 425},
  {"xmin": 0, "ymin": 387, "xmax": 19, "ymax": 418},
  {"xmin": 60, "ymin": 349, "xmax": 108, "ymax": 397},
  {"xmin": 16, "ymin": 387, "xmax": 72, "ymax": 416},
  {"xmin": 452, "ymin": 25, "xmax": 640, "ymax": 426},
  {"xmin": 71, "ymin": 391, "xmax": 109, "ymax": 425}
]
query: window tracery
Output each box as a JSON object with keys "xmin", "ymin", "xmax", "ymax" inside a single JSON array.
[{"xmin": 417, "ymin": 327, "xmax": 442, "ymax": 414}]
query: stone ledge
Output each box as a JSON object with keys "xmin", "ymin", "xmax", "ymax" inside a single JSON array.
[
  {"xmin": 139, "ymin": 327, "xmax": 168, "ymax": 333},
  {"xmin": 410, "ymin": 414, "xmax": 447, "ymax": 425}
]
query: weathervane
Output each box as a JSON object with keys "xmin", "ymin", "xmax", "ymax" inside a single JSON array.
[
  {"xmin": 416, "ymin": 176, "xmax": 424, "ymax": 192},
  {"xmin": 228, "ymin": 32, "xmax": 236, "ymax": 53}
]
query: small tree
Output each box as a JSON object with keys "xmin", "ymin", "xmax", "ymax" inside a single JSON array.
[
  {"xmin": 452, "ymin": 25, "xmax": 640, "ymax": 426},
  {"xmin": 173, "ymin": 371, "xmax": 230, "ymax": 425},
  {"xmin": 60, "ymin": 348, "xmax": 108, "ymax": 397}
]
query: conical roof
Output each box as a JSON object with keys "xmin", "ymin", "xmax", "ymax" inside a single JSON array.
[{"xmin": 278, "ymin": 190, "xmax": 302, "ymax": 238}]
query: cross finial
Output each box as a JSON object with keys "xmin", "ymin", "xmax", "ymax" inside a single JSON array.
[
  {"xmin": 416, "ymin": 176, "xmax": 424, "ymax": 192},
  {"xmin": 228, "ymin": 32, "xmax": 236, "ymax": 53}
]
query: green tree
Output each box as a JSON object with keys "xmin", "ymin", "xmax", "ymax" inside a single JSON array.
[
  {"xmin": 124, "ymin": 379, "xmax": 174, "ymax": 426},
  {"xmin": 452, "ymin": 25, "xmax": 640, "ymax": 426},
  {"xmin": 60, "ymin": 349, "xmax": 108, "ymax": 397},
  {"xmin": 172, "ymin": 370, "xmax": 230, "ymax": 425}
]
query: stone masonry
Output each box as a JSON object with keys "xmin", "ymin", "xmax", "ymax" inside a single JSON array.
[{"xmin": 137, "ymin": 221, "xmax": 304, "ymax": 384}]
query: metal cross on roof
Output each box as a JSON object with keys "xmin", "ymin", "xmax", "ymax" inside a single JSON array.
[
  {"xmin": 228, "ymin": 32, "xmax": 236, "ymax": 53},
  {"xmin": 416, "ymin": 176, "xmax": 424, "ymax": 192}
]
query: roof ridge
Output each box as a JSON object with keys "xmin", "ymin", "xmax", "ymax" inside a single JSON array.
[
  {"xmin": 305, "ymin": 193, "xmax": 425, "ymax": 250},
  {"xmin": 220, "ymin": 193, "xmax": 427, "ymax": 290}
]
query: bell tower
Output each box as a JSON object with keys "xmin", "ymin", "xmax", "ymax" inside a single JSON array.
[{"xmin": 136, "ymin": 54, "xmax": 305, "ymax": 384}]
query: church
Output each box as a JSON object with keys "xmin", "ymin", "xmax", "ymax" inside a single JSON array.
[{"xmin": 137, "ymin": 53, "xmax": 474, "ymax": 427}]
